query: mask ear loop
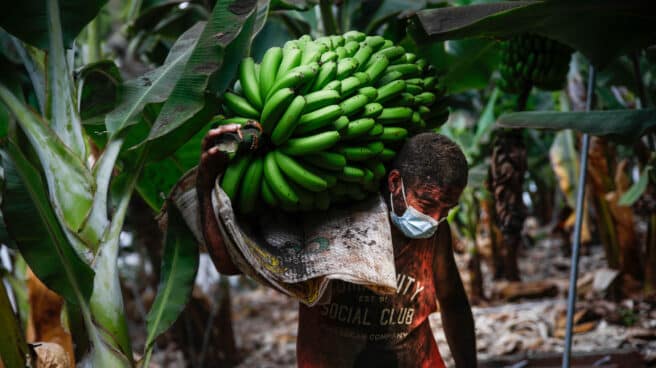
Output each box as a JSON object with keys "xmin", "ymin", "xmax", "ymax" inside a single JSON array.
[{"xmin": 390, "ymin": 177, "xmax": 408, "ymax": 214}]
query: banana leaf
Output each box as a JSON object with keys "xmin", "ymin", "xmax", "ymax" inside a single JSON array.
[
  {"xmin": 76, "ymin": 60, "xmax": 122, "ymax": 125},
  {"xmin": 0, "ymin": 280, "xmax": 28, "ymax": 368},
  {"xmin": 46, "ymin": 0, "xmax": 87, "ymax": 159},
  {"xmin": 0, "ymin": 0, "xmax": 107, "ymax": 49},
  {"xmin": 106, "ymin": 22, "xmax": 204, "ymax": 136},
  {"xmin": 0, "ymin": 143, "xmax": 94, "ymax": 305},
  {"xmin": 497, "ymin": 109, "xmax": 656, "ymax": 144},
  {"xmin": 143, "ymin": 203, "xmax": 199, "ymax": 363},
  {"xmin": 143, "ymin": 0, "xmax": 263, "ymax": 160},
  {"xmin": 0, "ymin": 84, "xmax": 95, "ymax": 241},
  {"xmin": 410, "ymin": 0, "xmax": 656, "ymax": 69}
]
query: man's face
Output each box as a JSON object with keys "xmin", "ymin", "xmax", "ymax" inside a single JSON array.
[
  {"xmin": 405, "ymin": 183, "xmax": 460, "ymax": 221},
  {"xmin": 388, "ymin": 170, "xmax": 462, "ymax": 222}
]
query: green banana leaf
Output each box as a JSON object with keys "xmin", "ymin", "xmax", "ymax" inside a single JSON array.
[
  {"xmin": 0, "ymin": 84, "xmax": 95, "ymax": 239},
  {"xmin": 0, "ymin": 280, "xmax": 28, "ymax": 368},
  {"xmin": 409, "ymin": 0, "xmax": 656, "ymax": 69},
  {"xmin": 0, "ymin": 0, "xmax": 107, "ymax": 49},
  {"xmin": 136, "ymin": 124, "xmax": 208, "ymax": 211},
  {"xmin": 619, "ymin": 166, "xmax": 652, "ymax": 207},
  {"xmin": 0, "ymin": 143, "xmax": 94, "ymax": 305},
  {"xmin": 497, "ymin": 109, "xmax": 656, "ymax": 144},
  {"xmin": 419, "ymin": 38, "xmax": 500, "ymax": 93},
  {"xmin": 7, "ymin": 37, "xmax": 47, "ymax": 114},
  {"xmin": 143, "ymin": 0, "xmax": 263, "ymax": 161},
  {"xmin": 105, "ymin": 22, "xmax": 204, "ymax": 136},
  {"xmin": 46, "ymin": 0, "xmax": 87, "ymax": 159},
  {"xmin": 76, "ymin": 60, "xmax": 122, "ymax": 125},
  {"xmin": 143, "ymin": 203, "xmax": 199, "ymax": 363},
  {"xmin": 271, "ymin": 0, "xmax": 316, "ymax": 11}
]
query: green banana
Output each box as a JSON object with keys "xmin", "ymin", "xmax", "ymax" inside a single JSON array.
[
  {"xmin": 339, "ymin": 165, "xmax": 365, "ymax": 182},
  {"xmin": 295, "ymin": 104, "xmax": 343, "ymax": 135},
  {"xmin": 238, "ymin": 157, "xmax": 264, "ymax": 214},
  {"xmin": 340, "ymin": 76, "xmax": 362, "ymax": 97},
  {"xmin": 260, "ymin": 88, "xmax": 295, "ymax": 133},
  {"xmin": 374, "ymin": 46, "xmax": 405, "ymax": 62},
  {"xmin": 339, "ymin": 94, "xmax": 369, "ymax": 116},
  {"xmin": 376, "ymin": 80, "xmax": 406, "ymax": 103},
  {"xmin": 367, "ymin": 141, "xmax": 385, "ymax": 155},
  {"xmin": 344, "ymin": 30, "xmax": 366, "ymax": 42},
  {"xmin": 220, "ymin": 154, "xmax": 253, "ymax": 201},
  {"xmin": 301, "ymin": 42, "xmax": 326, "ymax": 65},
  {"xmin": 336, "ymin": 145, "xmax": 376, "ymax": 161},
  {"xmin": 332, "ymin": 115, "xmax": 350, "ymax": 131},
  {"xmin": 289, "ymin": 181, "xmax": 315, "ymax": 210},
  {"xmin": 303, "ymin": 90, "xmax": 340, "ymax": 113},
  {"xmin": 303, "ymin": 151, "xmax": 346, "ymax": 171},
  {"xmin": 386, "ymin": 64, "xmax": 421, "ymax": 78},
  {"xmin": 364, "ymin": 55, "xmax": 389, "ymax": 83},
  {"xmin": 405, "ymin": 83, "xmax": 423, "ymax": 95},
  {"xmin": 344, "ymin": 41, "xmax": 360, "ymax": 56},
  {"xmin": 279, "ymin": 131, "xmax": 341, "ymax": 156},
  {"xmin": 354, "ymin": 72, "xmax": 370, "ymax": 84},
  {"xmin": 377, "ymin": 71, "xmax": 404, "ymax": 86},
  {"xmin": 320, "ymin": 51, "xmax": 338, "ymax": 64},
  {"xmin": 379, "ymin": 148, "xmax": 396, "ymax": 162},
  {"xmin": 239, "ymin": 58, "xmax": 263, "ymax": 109},
  {"xmin": 277, "ymin": 47, "xmax": 303, "ymax": 80},
  {"xmin": 330, "ymin": 35, "xmax": 345, "ymax": 47},
  {"xmin": 266, "ymin": 63, "xmax": 318, "ymax": 100},
  {"xmin": 379, "ymin": 127, "xmax": 408, "ymax": 142},
  {"xmin": 414, "ymin": 91, "xmax": 436, "ymax": 105},
  {"xmin": 275, "ymin": 151, "xmax": 328, "ymax": 192},
  {"xmin": 312, "ymin": 61, "xmax": 337, "ymax": 91},
  {"xmin": 343, "ymin": 118, "xmax": 375, "ymax": 139},
  {"xmin": 261, "ymin": 178, "xmax": 279, "ymax": 207},
  {"xmin": 358, "ymin": 87, "xmax": 378, "ymax": 101},
  {"xmin": 353, "ymin": 45, "xmax": 373, "ymax": 70},
  {"xmin": 366, "ymin": 161, "xmax": 387, "ymax": 180},
  {"xmin": 214, "ymin": 116, "xmax": 251, "ymax": 126},
  {"xmin": 362, "ymin": 102, "xmax": 383, "ymax": 118},
  {"xmin": 259, "ymin": 47, "xmax": 283, "ymax": 99},
  {"xmin": 378, "ymin": 107, "xmax": 413, "ymax": 124},
  {"xmin": 271, "ymin": 95, "xmax": 306, "ymax": 145},
  {"xmin": 367, "ymin": 123, "xmax": 384, "ymax": 138},
  {"xmin": 223, "ymin": 92, "xmax": 260, "ymax": 119},
  {"xmin": 364, "ymin": 35, "xmax": 385, "ymax": 51},
  {"xmin": 334, "ymin": 46, "xmax": 347, "ymax": 59},
  {"xmin": 264, "ymin": 151, "xmax": 299, "ymax": 205},
  {"xmin": 337, "ymin": 58, "xmax": 359, "ymax": 80},
  {"xmin": 322, "ymin": 80, "xmax": 341, "ymax": 92}
]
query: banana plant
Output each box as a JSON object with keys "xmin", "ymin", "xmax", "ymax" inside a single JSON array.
[{"xmin": 0, "ymin": 0, "xmax": 267, "ymax": 366}]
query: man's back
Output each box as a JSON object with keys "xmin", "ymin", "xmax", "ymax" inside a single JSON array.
[{"xmin": 297, "ymin": 234, "xmax": 446, "ymax": 368}]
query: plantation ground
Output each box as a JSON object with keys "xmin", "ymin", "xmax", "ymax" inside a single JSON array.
[{"xmin": 142, "ymin": 231, "xmax": 656, "ymax": 367}]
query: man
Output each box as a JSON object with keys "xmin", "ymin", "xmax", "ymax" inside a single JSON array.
[{"xmin": 198, "ymin": 125, "xmax": 477, "ymax": 367}]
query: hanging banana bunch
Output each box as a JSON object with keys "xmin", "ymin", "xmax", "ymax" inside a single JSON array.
[
  {"xmin": 216, "ymin": 32, "xmax": 449, "ymax": 213},
  {"xmin": 491, "ymin": 33, "xmax": 572, "ymax": 280}
]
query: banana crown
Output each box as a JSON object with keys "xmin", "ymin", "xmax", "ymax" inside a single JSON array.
[{"xmin": 217, "ymin": 32, "xmax": 449, "ymax": 213}]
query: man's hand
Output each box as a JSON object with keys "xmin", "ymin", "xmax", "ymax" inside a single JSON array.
[
  {"xmin": 196, "ymin": 124, "xmax": 243, "ymax": 196},
  {"xmin": 196, "ymin": 123, "xmax": 245, "ymax": 275},
  {"xmin": 433, "ymin": 223, "xmax": 477, "ymax": 367}
]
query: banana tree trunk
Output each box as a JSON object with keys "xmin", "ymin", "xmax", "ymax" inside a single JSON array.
[
  {"xmin": 587, "ymin": 137, "xmax": 621, "ymax": 269},
  {"xmin": 490, "ymin": 129, "xmax": 527, "ymax": 281}
]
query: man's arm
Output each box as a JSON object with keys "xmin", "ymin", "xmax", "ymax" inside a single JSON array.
[
  {"xmin": 433, "ymin": 222, "xmax": 477, "ymax": 367},
  {"xmin": 197, "ymin": 125, "xmax": 242, "ymax": 275}
]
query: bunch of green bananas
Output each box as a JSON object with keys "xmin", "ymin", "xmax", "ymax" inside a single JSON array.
[
  {"xmin": 217, "ymin": 31, "xmax": 447, "ymax": 213},
  {"xmin": 498, "ymin": 34, "xmax": 573, "ymax": 93}
]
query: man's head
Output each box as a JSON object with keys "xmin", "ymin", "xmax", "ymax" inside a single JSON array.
[{"xmin": 387, "ymin": 132, "xmax": 468, "ymax": 222}]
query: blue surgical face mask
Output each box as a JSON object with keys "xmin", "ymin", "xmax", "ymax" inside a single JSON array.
[{"xmin": 390, "ymin": 179, "xmax": 446, "ymax": 239}]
